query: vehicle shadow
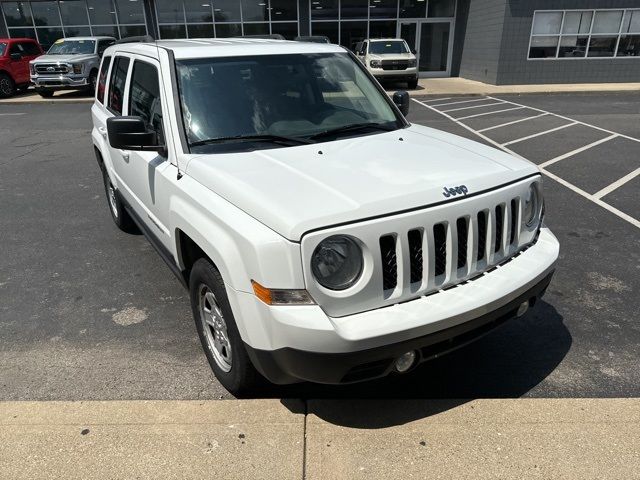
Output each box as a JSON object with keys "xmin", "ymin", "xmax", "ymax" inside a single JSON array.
[{"xmin": 275, "ymin": 300, "xmax": 570, "ymax": 428}]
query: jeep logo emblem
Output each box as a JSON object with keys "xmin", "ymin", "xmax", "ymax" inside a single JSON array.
[{"xmin": 442, "ymin": 185, "xmax": 469, "ymax": 198}]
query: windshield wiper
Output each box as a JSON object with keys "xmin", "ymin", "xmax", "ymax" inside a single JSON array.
[
  {"xmin": 308, "ymin": 122, "xmax": 396, "ymax": 140},
  {"xmin": 190, "ymin": 134, "xmax": 312, "ymax": 148}
]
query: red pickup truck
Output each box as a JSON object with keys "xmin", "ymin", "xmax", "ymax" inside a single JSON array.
[{"xmin": 0, "ymin": 38, "xmax": 43, "ymax": 98}]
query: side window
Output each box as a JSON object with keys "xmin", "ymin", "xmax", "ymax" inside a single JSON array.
[
  {"xmin": 22, "ymin": 42, "xmax": 41, "ymax": 56},
  {"xmin": 129, "ymin": 60, "xmax": 164, "ymax": 141},
  {"xmin": 9, "ymin": 43, "xmax": 24, "ymax": 55},
  {"xmin": 107, "ymin": 56, "xmax": 130, "ymax": 115},
  {"xmin": 96, "ymin": 56, "xmax": 112, "ymax": 104}
]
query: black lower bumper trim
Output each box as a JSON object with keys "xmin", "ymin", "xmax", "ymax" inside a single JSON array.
[{"xmin": 245, "ymin": 271, "xmax": 554, "ymax": 385}]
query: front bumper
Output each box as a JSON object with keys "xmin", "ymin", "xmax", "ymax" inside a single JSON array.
[
  {"xmin": 246, "ymin": 269, "xmax": 554, "ymax": 384},
  {"xmin": 31, "ymin": 75, "xmax": 89, "ymax": 89},
  {"xmin": 235, "ymin": 227, "xmax": 559, "ymax": 384},
  {"xmin": 370, "ymin": 67, "xmax": 418, "ymax": 82}
]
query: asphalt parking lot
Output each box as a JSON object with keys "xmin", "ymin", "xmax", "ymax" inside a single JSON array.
[{"xmin": 0, "ymin": 92, "xmax": 638, "ymax": 401}]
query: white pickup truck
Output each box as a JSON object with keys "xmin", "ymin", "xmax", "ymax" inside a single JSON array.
[{"xmin": 91, "ymin": 38, "xmax": 559, "ymax": 395}]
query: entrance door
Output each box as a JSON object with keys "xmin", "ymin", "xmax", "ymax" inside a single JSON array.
[{"xmin": 399, "ymin": 20, "xmax": 453, "ymax": 77}]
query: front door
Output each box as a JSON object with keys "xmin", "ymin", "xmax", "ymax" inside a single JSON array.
[{"xmin": 399, "ymin": 20, "xmax": 453, "ymax": 77}]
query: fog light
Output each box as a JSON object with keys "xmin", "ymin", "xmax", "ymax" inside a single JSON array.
[
  {"xmin": 395, "ymin": 351, "xmax": 417, "ymax": 373},
  {"xmin": 516, "ymin": 300, "xmax": 530, "ymax": 317}
]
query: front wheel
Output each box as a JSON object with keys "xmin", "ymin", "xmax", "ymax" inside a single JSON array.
[
  {"xmin": 408, "ymin": 78, "xmax": 419, "ymax": 90},
  {"xmin": 0, "ymin": 73, "xmax": 15, "ymax": 98},
  {"xmin": 87, "ymin": 70, "xmax": 98, "ymax": 96},
  {"xmin": 190, "ymin": 258, "xmax": 261, "ymax": 396}
]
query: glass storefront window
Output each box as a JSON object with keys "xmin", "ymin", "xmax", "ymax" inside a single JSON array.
[
  {"xmin": 562, "ymin": 11, "xmax": 592, "ymax": 35},
  {"xmin": 2, "ymin": 1, "xmax": 33, "ymax": 26},
  {"xmin": 271, "ymin": 22, "xmax": 298, "ymax": 39},
  {"xmin": 115, "ymin": 0, "xmax": 145, "ymax": 25},
  {"xmin": 59, "ymin": 0, "xmax": 89, "ymax": 26},
  {"xmin": 119, "ymin": 24, "xmax": 146, "ymax": 37},
  {"xmin": 591, "ymin": 10, "xmax": 623, "ymax": 34},
  {"xmin": 311, "ymin": 21, "xmax": 338, "ymax": 44},
  {"xmin": 340, "ymin": 21, "xmax": 367, "ymax": 51},
  {"xmin": 160, "ymin": 24, "xmax": 186, "ymax": 39},
  {"xmin": 270, "ymin": 0, "xmax": 297, "ymax": 21},
  {"xmin": 187, "ymin": 23, "xmax": 214, "ymax": 38},
  {"xmin": 184, "ymin": 0, "xmax": 212, "ymax": 23},
  {"xmin": 617, "ymin": 35, "xmax": 640, "ymax": 56},
  {"xmin": 529, "ymin": 36, "xmax": 559, "ymax": 59},
  {"xmin": 242, "ymin": 0, "xmax": 268, "ymax": 22},
  {"xmin": 369, "ymin": 0, "xmax": 397, "ymax": 19},
  {"xmin": 399, "ymin": 0, "xmax": 425, "ymax": 19},
  {"xmin": 214, "ymin": 0, "xmax": 240, "ymax": 23},
  {"xmin": 622, "ymin": 10, "xmax": 640, "ymax": 34},
  {"xmin": 7, "ymin": 27, "xmax": 37, "ymax": 40},
  {"xmin": 587, "ymin": 36, "xmax": 618, "ymax": 57},
  {"xmin": 92, "ymin": 25, "xmax": 119, "ymax": 38},
  {"xmin": 156, "ymin": 0, "xmax": 184, "ymax": 24},
  {"xmin": 369, "ymin": 20, "xmax": 396, "ymax": 38},
  {"xmin": 310, "ymin": 0, "xmax": 338, "ymax": 20},
  {"xmin": 215, "ymin": 22, "xmax": 241, "ymax": 37},
  {"xmin": 31, "ymin": 1, "xmax": 60, "ymax": 27},
  {"xmin": 532, "ymin": 12, "xmax": 562, "ymax": 35},
  {"xmin": 243, "ymin": 22, "xmax": 269, "ymax": 35},
  {"xmin": 87, "ymin": 0, "xmax": 117, "ymax": 25},
  {"xmin": 428, "ymin": 0, "xmax": 454, "ymax": 18},
  {"xmin": 64, "ymin": 25, "xmax": 91, "ymax": 36},
  {"xmin": 558, "ymin": 35, "xmax": 588, "ymax": 57},
  {"xmin": 340, "ymin": 0, "xmax": 367, "ymax": 19},
  {"xmin": 38, "ymin": 27, "xmax": 64, "ymax": 48}
]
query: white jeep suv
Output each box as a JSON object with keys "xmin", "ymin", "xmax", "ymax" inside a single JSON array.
[{"xmin": 91, "ymin": 38, "xmax": 559, "ymax": 395}]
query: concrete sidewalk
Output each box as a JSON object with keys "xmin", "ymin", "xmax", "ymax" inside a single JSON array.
[
  {"xmin": 2, "ymin": 77, "xmax": 639, "ymax": 104},
  {"xmin": 2, "ymin": 398, "xmax": 639, "ymax": 479}
]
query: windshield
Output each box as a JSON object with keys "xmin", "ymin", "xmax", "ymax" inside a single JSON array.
[
  {"xmin": 369, "ymin": 41, "xmax": 408, "ymax": 55},
  {"xmin": 47, "ymin": 39, "xmax": 95, "ymax": 55},
  {"xmin": 0, "ymin": 43, "xmax": 6, "ymax": 56},
  {"xmin": 176, "ymin": 53, "xmax": 401, "ymax": 153}
]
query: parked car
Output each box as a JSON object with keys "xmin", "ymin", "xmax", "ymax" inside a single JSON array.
[
  {"xmin": 92, "ymin": 38, "xmax": 558, "ymax": 395},
  {"xmin": 294, "ymin": 35, "xmax": 331, "ymax": 44},
  {"xmin": 0, "ymin": 38, "xmax": 43, "ymax": 98},
  {"xmin": 355, "ymin": 38, "xmax": 419, "ymax": 89},
  {"xmin": 30, "ymin": 36, "xmax": 115, "ymax": 98}
]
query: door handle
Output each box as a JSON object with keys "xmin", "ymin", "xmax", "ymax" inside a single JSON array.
[{"xmin": 98, "ymin": 126, "xmax": 107, "ymax": 138}]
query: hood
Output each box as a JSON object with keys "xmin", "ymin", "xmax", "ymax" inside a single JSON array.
[
  {"xmin": 369, "ymin": 52, "xmax": 416, "ymax": 60},
  {"xmin": 185, "ymin": 124, "xmax": 539, "ymax": 241},
  {"xmin": 31, "ymin": 53, "xmax": 94, "ymax": 64}
]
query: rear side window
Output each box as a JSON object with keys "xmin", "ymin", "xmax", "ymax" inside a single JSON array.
[
  {"xmin": 96, "ymin": 56, "xmax": 112, "ymax": 104},
  {"xmin": 21, "ymin": 42, "xmax": 41, "ymax": 56},
  {"xmin": 129, "ymin": 60, "xmax": 164, "ymax": 141},
  {"xmin": 108, "ymin": 56, "xmax": 130, "ymax": 115}
]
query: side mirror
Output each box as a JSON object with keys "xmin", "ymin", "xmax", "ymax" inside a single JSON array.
[
  {"xmin": 393, "ymin": 90, "xmax": 410, "ymax": 116},
  {"xmin": 107, "ymin": 116, "xmax": 165, "ymax": 153},
  {"xmin": 10, "ymin": 52, "xmax": 22, "ymax": 61},
  {"xmin": 411, "ymin": 48, "xmax": 417, "ymax": 55}
]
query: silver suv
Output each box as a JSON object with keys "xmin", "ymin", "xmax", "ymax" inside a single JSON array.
[
  {"xmin": 30, "ymin": 36, "xmax": 115, "ymax": 98},
  {"xmin": 355, "ymin": 38, "xmax": 418, "ymax": 89}
]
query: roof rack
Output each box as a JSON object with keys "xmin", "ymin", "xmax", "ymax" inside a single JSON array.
[
  {"xmin": 115, "ymin": 35, "xmax": 155, "ymax": 45},
  {"xmin": 237, "ymin": 34, "xmax": 285, "ymax": 40}
]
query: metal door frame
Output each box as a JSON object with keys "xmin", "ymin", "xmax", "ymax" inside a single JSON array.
[{"xmin": 398, "ymin": 18, "xmax": 455, "ymax": 78}]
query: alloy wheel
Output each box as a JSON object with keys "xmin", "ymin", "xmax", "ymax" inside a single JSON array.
[{"xmin": 199, "ymin": 284, "xmax": 232, "ymax": 372}]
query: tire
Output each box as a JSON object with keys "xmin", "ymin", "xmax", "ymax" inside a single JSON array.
[
  {"xmin": 102, "ymin": 169, "xmax": 138, "ymax": 233},
  {"xmin": 36, "ymin": 88, "xmax": 54, "ymax": 98},
  {"xmin": 190, "ymin": 258, "xmax": 261, "ymax": 396},
  {"xmin": 0, "ymin": 73, "xmax": 16, "ymax": 98},
  {"xmin": 408, "ymin": 78, "xmax": 418, "ymax": 90},
  {"xmin": 87, "ymin": 70, "xmax": 98, "ymax": 96}
]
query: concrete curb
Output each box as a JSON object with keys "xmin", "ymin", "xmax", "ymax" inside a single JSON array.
[{"xmin": 1, "ymin": 398, "xmax": 639, "ymax": 479}]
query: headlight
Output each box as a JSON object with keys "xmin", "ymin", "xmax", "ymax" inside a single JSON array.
[
  {"xmin": 311, "ymin": 235, "xmax": 363, "ymax": 290},
  {"xmin": 370, "ymin": 59, "xmax": 382, "ymax": 68},
  {"xmin": 523, "ymin": 182, "xmax": 542, "ymax": 227},
  {"xmin": 72, "ymin": 63, "xmax": 82, "ymax": 74},
  {"xmin": 407, "ymin": 59, "xmax": 417, "ymax": 67},
  {"xmin": 29, "ymin": 64, "xmax": 35, "ymax": 75}
]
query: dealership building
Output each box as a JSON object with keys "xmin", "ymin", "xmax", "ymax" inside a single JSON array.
[{"xmin": 1, "ymin": 0, "xmax": 639, "ymax": 84}]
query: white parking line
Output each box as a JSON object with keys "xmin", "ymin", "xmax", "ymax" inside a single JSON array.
[
  {"xmin": 593, "ymin": 167, "xmax": 640, "ymax": 199},
  {"xmin": 420, "ymin": 97, "xmax": 453, "ymax": 103},
  {"xmin": 502, "ymin": 122, "xmax": 578, "ymax": 147},
  {"xmin": 0, "ymin": 113, "xmax": 25, "ymax": 116},
  {"xmin": 441, "ymin": 101, "xmax": 505, "ymax": 113},
  {"xmin": 456, "ymin": 106, "xmax": 525, "ymax": 121},
  {"xmin": 477, "ymin": 113, "xmax": 549, "ymax": 133},
  {"xmin": 430, "ymin": 98, "xmax": 494, "ymax": 108},
  {"xmin": 412, "ymin": 98, "xmax": 640, "ymax": 229},
  {"xmin": 538, "ymin": 135, "xmax": 618, "ymax": 168}
]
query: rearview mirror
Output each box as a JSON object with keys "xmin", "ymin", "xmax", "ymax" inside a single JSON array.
[
  {"xmin": 107, "ymin": 116, "xmax": 165, "ymax": 153},
  {"xmin": 393, "ymin": 90, "xmax": 410, "ymax": 116},
  {"xmin": 10, "ymin": 52, "xmax": 22, "ymax": 61}
]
